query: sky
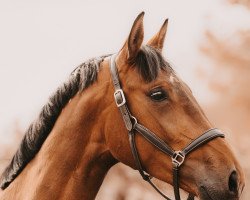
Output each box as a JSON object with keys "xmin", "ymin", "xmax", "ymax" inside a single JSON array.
[{"xmin": 0, "ymin": 0, "xmax": 249, "ymax": 143}]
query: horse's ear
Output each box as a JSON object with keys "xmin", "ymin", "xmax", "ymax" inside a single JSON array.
[
  {"xmin": 120, "ymin": 12, "xmax": 144, "ymax": 62},
  {"xmin": 147, "ymin": 19, "xmax": 168, "ymax": 51}
]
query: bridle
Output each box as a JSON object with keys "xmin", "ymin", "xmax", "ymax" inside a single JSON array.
[{"xmin": 109, "ymin": 54, "xmax": 225, "ymax": 200}]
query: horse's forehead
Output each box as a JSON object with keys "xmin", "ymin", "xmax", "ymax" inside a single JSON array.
[
  {"xmin": 159, "ymin": 72, "xmax": 182, "ymax": 87},
  {"xmin": 169, "ymin": 74, "xmax": 180, "ymax": 85},
  {"xmin": 125, "ymin": 69, "xmax": 181, "ymax": 90},
  {"xmin": 161, "ymin": 73, "xmax": 193, "ymax": 100}
]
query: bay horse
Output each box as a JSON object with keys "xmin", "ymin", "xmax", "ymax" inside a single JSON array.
[{"xmin": 0, "ymin": 12, "xmax": 245, "ymax": 200}]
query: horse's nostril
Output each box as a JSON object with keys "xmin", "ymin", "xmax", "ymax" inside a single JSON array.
[{"xmin": 229, "ymin": 171, "xmax": 238, "ymax": 194}]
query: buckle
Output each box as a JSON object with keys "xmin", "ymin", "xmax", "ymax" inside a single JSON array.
[
  {"xmin": 114, "ymin": 89, "xmax": 126, "ymax": 107},
  {"xmin": 172, "ymin": 151, "xmax": 185, "ymax": 167}
]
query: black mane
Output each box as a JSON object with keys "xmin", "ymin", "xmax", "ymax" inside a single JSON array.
[
  {"xmin": 0, "ymin": 46, "xmax": 171, "ymax": 189},
  {"xmin": 0, "ymin": 55, "xmax": 107, "ymax": 189}
]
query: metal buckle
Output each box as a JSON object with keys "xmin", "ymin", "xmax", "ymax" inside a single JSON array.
[
  {"xmin": 114, "ymin": 89, "xmax": 126, "ymax": 107},
  {"xmin": 172, "ymin": 151, "xmax": 185, "ymax": 167}
]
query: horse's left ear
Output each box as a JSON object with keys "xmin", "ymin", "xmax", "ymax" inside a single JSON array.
[
  {"xmin": 120, "ymin": 12, "xmax": 144, "ymax": 62},
  {"xmin": 147, "ymin": 19, "xmax": 168, "ymax": 51}
]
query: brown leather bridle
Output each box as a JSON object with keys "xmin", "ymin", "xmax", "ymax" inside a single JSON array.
[{"xmin": 109, "ymin": 54, "xmax": 225, "ymax": 200}]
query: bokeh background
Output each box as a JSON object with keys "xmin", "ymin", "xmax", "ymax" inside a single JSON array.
[{"xmin": 0, "ymin": 0, "xmax": 250, "ymax": 199}]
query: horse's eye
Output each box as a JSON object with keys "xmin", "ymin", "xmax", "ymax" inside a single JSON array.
[{"xmin": 149, "ymin": 89, "xmax": 168, "ymax": 102}]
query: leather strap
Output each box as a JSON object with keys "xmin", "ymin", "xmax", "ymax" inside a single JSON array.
[
  {"xmin": 109, "ymin": 54, "xmax": 225, "ymax": 200},
  {"xmin": 134, "ymin": 123, "xmax": 175, "ymax": 157},
  {"xmin": 173, "ymin": 165, "xmax": 181, "ymax": 200},
  {"xmin": 129, "ymin": 130, "xmax": 172, "ymax": 200},
  {"xmin": 110, "ymin": 54, "xmax": 133, "ymax": 131},
  {"xmin": 182, "ymin": 128, "xmax": 224, "ymax": 156}
]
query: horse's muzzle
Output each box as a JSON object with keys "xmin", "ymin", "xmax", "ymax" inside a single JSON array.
[{"xmin": 198, "ymin": 170, "xmax": 244, "ymax": 200}]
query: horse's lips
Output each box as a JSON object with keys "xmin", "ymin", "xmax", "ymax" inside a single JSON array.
[
  {"xmin": 199, "ymin": 186, "xmax": 214, "ymax": 200},
  {"xmin": 199, "ymin": 185, "xmax": 241, "ymax": 200}
]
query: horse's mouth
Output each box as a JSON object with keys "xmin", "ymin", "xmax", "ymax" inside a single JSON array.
[
  {"xmin": 199, "ymin": 186, "xmax": 214, "ymax": 200},
  {"xmin": 199, "ymin": 186, "xmax": 241, "ymax": 200}
]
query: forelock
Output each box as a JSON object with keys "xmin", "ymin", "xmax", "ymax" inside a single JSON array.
[{"xmin": 132, "ymin": 45, "xmax": 173, "ymax": 82}]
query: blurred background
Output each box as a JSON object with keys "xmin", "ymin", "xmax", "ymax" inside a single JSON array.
[{"xmin": 0, "ymin": 0, "xmax": 250, "ymax": 199}]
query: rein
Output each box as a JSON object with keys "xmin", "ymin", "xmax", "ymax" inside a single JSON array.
[{"xmin": 109, "ymin": 54, "xmax": 225, "ymax": 200}]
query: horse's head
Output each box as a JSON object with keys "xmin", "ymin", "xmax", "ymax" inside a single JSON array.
[{"xmin": 103, "ymin": 13, "xmax": 245, "ymax": 199}]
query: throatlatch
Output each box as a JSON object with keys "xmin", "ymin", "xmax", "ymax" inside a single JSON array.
[{"xmin": 109, "ymin": 54, "xmax": 225, "ymax": 200}]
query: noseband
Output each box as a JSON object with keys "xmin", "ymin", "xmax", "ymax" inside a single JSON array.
[{"xmin": 109, "ymin": 54, "xmax": 225, "ymax": 200}]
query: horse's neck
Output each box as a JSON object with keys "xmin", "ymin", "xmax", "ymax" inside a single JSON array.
[{"xmin": 2, "ymin": 80, "xmax": 117, "ymax": 200}]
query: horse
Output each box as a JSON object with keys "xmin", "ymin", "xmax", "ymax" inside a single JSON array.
[{"xmin": 0, "ymin": 12, "xmax": 245, "ymax": 200}]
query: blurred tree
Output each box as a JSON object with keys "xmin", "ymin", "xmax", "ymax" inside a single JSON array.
[
  {"xmin": 200, "ymin": 30, "xmax": 250, "ymax": 141},
  {"xmin": 199, "ymin": 3, "xmax": 250, "ymax": 198},
  {"xmin": 229, "ymin": 0, "xmax": 250, "ymax": 9}
]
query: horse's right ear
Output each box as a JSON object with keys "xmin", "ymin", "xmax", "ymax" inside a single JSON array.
[
  {"xmin": 147, "ymin": 19, "xmax": 168, "ymax": 51},
  {"xmin": 120, "ymin": 12, "xmax": 144, "ymax": 63}
]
